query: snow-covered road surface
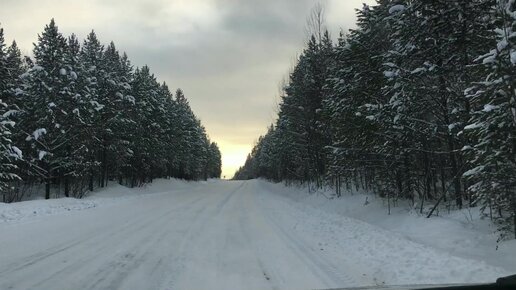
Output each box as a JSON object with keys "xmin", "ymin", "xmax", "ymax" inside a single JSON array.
[{"xmin": 0, "ymin": 180, "xmax": 510, "ymax": 290}]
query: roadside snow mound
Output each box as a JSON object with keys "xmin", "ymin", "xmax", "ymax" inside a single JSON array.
[
  {"xmin": 0, "ymin": 178, "xmax": 201, "ymax": 223},
  {"xmin": 254, "ymin": 179, "xmax": 516, "ymax": 282},
  {"xmin": 0, "ymin": 198, "xmax": 98, "ymax": 223}
]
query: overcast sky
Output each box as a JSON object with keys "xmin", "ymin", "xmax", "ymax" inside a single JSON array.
[{"xmin": 0, "ymin": 0, "xmax": 375, "ymax": 178}]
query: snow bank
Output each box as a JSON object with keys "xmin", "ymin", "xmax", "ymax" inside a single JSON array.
[
  {"xmin": 0, "ymin": 178, "xmax": 203, "ymax": 223},
  {"xmin": 254, "ymin": 180, "xmax": 516, "ymax": 282},
  {"xmin": 0, "ymin": 198, "xmax": 98, "ymax": 223}
]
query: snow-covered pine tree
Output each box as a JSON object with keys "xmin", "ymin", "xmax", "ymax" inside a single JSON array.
[
  {"xmin": 159, "ymin": 82, "xmax": 181, "ymax": 178},
  {"xmin": 57, "ymin": 33, "xmax": 95, "ymax": 197},
  {"xmin": 113, "ymin": 51, "xmax": 137, "ymax": 184},
  {"xmin": 174, "ymin": 88, "xmax": 197, "ymax": 179},
  {"xmin": 18, "ymin": 19, "xmax": 80, "ymax": 199},
  {"xmin": 207, "ymin": 142, "xmax": 222, "ymax": 178},
  {"xmin": 0, "ymin": 27, "xmax": 8, "ymax": 100},
  {"xmin": 323, "ymin": 1, "xmax": 392, "ymax": 196},
  {"xmin": 79, "ymin": 30, "xmax": 106, "ymax": 191},
  {"xmin": 0, "ymin": 21, "xmax": 220, "ymax": 198},
  {"xmin": 0, "ymin": 26, "xmax": 21, "ymax": 201},
  {"xmin": 371, "ymin": 0, "xmax": 494, "ymax": 208},
  {"xmin": 97, "ymin": 41, "xmax": 135, "ymax": 187},
  {"xmin": 275, "ymin": 33, "xmax": 332, "ymax": 185},
  {"xmin": 464, "ymin": 0, "xmax": 516, "ymax": 239},
  {"xmin": 5, "ymin": 40, "xmax": 25, "ymax": 107}
]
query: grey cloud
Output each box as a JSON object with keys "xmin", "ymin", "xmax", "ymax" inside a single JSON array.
[
  {"xmin": 217, "ymin": 0, "xmax": 312, "ymax": 41},
  {"xmin": 0, "ymin": 0, "xmax": 373, "ymax": 176}
]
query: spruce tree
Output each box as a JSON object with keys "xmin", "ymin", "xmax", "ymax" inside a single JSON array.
[{"xmin": 465, "ymin": 0, "xmax": 516, "ymax": 239}]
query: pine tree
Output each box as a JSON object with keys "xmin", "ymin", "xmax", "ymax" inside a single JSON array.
[
  {"xmin": 0, "ymin": 26, "xmax": 21, "ymax": 200},
  {"xmin": 17, "ymin": 19, "xmax": 73, "ymax": 199},
  {"xmin": 0, "ymin": 20, "xmax": 220, "ymax": 199},
  {"xmin": 323, "ymin": 1, "xmax": 392, "ymax": 196},
  {"xmin": 465, "ymin": 0, "xmax": 516, "ymax": 239},
  {"xmin": 207, "ymin": 142, "xmax": 222, "ymax": 178},
  {"xmin": 98, "ymin": 41, "xmax": 135, "ymax": 187}
]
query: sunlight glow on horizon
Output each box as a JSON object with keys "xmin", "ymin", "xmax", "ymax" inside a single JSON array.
[{"xmin": 218, "ymin": 142, "xmax": 253, "ymax": 179}]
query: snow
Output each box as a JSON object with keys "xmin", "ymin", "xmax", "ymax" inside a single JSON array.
[
  {"xmin": 511, "ymin": 50, "xmax": 516, "ymax": 65},
  {"xmin": 462, "ymin": 145, "xmax": 473, "ymax": 151},
  {"xmin": 464, "ymin": 122, "xmax": 483, "ymax": 130},
  {"xmin": 497, "ymin": 38, "xmax": 508, "ymax": 52},
  {"xmin": 0, "ymin": 179, "xmax": 512, "ymax": 290},
  {"xmin": 256, "ymin": 181, "xmax": 515, "ymax": 276},
  {"xmin": 1, "ymin": 120, "xmax": 15, "ymax": 127},
  {"xmin": 0, "ymin": 180, "xmax": 192, "ymax": 223},
  {"xmin": 463, "ymin": 165, "xmax": 485, "ymax": 177},
  {"xmin": 482, "ymin": 53, "xmax": 497, "ymax": 64},
  {"xmin": 383, "ymin": 70, "xmax": 398, "ymax": 78},
  {"xmin": 125, "ymin": 95, "xmax": 136, "ymax": 104},
  {"xmin": 90, "ymin": 100, "xmax": 105, "ymax": 111},
  {"xmin": 3, "ymin": 109, "xmax": 18, "ymax": 118},
  {"xmin": 38, "ymin": 150, "xmax": 48, "ymax": 160},
  {"xmin": 14, "ymin": 88, "xmax": 24, "ymax": 95},
  {"xmin": 27, "ymin": 128, "xmax": 47, "ymax": 141},
  {"xmin": 389, "ymin": 4, "xmax": 406, "ymax": 14},
  {"xmin": 32, "ymin": 65, "xmax": 44, "ymax": 72},
  {"xmin": 483, "ymin": 104, "xmax": 499, "ymax": 112},
  {"xmin": 383, "ymin": 62, "xmax": 397, "ymax": 68},
  {"xmin": 10, "ymin": 146, "xmax": 23, "ymax": 159},
  {"xmin": 411, "ymin": 67, "xmax": 426, "ymax": 74}
]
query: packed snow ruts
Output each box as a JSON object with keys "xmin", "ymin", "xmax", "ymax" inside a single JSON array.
[{"xmin": 0, "ymin": 179, "xmax": 512, "ymax": 290}]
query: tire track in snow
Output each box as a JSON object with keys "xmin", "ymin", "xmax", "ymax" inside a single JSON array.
[
  {"xmin": 61, "ymin": 193, "xmax": 211, "ymax": 290},
  {"xmin": 237, "ymin": 204, "xmax": 281, "ymax": 290},
  {"xmin": 171, "ymin": 181, "xmax": 250, "ymax": 289},
  {"xmin": 0, "ymin": 191, "xmax": 210, "ymax": 290},
  {"xmin": 252, "ymin": 185, "xmax": 365, "ymax": 289},
  {"xmin": 157, "ymin": 186, "xmax": 236, "ymax": 289}
]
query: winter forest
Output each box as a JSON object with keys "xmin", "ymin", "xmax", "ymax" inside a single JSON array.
[
  {"xmin": 0, "ymin": 19, "xmax": 222, "ymax": 202},
  {"xmin": 235, "ymin": 0, "xmax": 516, "ymax": 240}
]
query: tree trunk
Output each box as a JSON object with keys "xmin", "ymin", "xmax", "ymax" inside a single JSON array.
[
  {"xmin": 64, "ymin": 176, "xmax": 69, "ymax": 197},
  {"xmin": 439, "ymin": 154, "xmax": 447, "ymax": 202},
  {"xmin": 45, "ymin": 163, "xmax": 52, "ymax": 199},
  {"xmin": 447, "ymin": 139, "xmax": 463, "ymax": 209},
  {"xmin": 45, "ymin": 180, "xmax": 50, "ymax": 200},
  {"xmin": 513, "ymin": 208, "xmax": 516, "ymax": 239},
  {"xmin": 89, "ymin": 172, "xmax": 94, "ymax": 192},
  {"xmin": 101, "ymin": 148, "xmax": 107, "ymax": 187}
]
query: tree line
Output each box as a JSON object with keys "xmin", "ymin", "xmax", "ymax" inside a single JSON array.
[
  {"xmin": 234, "ymin": 0, "xmax": 516, "ymax": 239},
  {"xmin": 0, "ymin": 19, "xmax": 222, "ymax": 202}
]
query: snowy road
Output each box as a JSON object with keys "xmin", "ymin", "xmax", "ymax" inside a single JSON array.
[{"xmin": 0, "ymin": 180, "xmax": 509, "ymax": 290}]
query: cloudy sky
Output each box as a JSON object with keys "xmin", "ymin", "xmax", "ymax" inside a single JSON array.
[{"xmin": 0, "ymin": 0, "xmax": 374, "ymax": 178}]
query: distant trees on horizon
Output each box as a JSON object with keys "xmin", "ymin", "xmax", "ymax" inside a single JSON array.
[
  {"xmin": 0, "ymin": 19, "xmax": 221, "ymax": 202},
  {"xmin": 235, "ymin": 0, "xmax": 516, "ymax": 240}
]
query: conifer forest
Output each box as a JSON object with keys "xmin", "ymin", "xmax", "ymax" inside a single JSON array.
[
  {"xmin": 235, "ymin": 0, "xmax": 516, "ymax": 239},
  {"xmin": 0, "ymin": 19, "xmax": 222, "ymax": 202}
]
